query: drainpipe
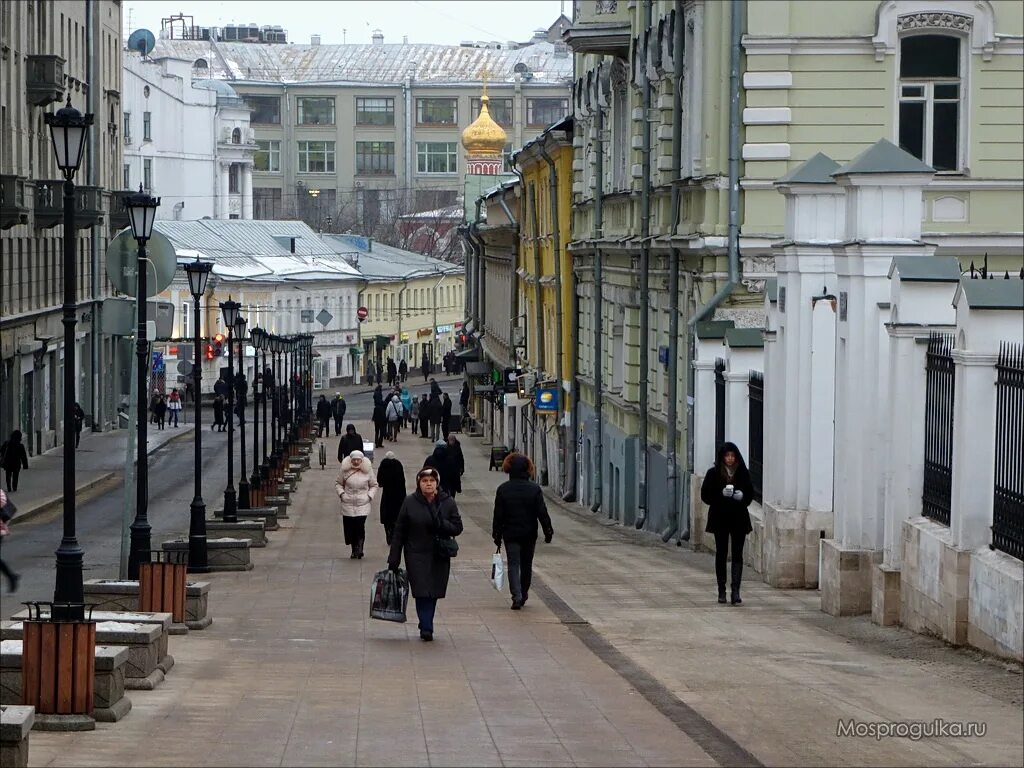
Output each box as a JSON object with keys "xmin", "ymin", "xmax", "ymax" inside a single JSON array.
[
  {"xmin": 86, "ymin": 1, "xmax": 102, "ymax": 429},
  {"xmin": 527, "ymin": 179, "xmax": 549, "ymax": 485},
  {"xmin": 591, "ymin": 95, "xmax": 605, "ymax": 514},
  {"xmin": 660, "ymin": 0, "xmax": 686, "ymax": 541},
  {"xmin": 431, "ymin": 272, "xmax": 446, "ymax": 363},
  {"xmin": 540, "ymin": 143, "xmax": 566, "ymax": 495},
  {"xmin": 404, "ymin": 68, "xmax": 415, "ymax": 207},
  {"xmin": 636, "ymin": 0, "xmax": 654, "ymax": 530}
]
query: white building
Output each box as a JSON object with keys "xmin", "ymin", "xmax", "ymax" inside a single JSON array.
[{"xmin": 123, "ymin": 52, "xmax": 255, "ymax": 220}]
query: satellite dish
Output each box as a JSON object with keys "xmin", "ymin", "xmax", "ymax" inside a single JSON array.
[
  {"xmin": 105, "ymin": 229, "xmax": 178, "ymax": 297},
  {"xmin": 127, "ymin": 28, "xmax": 156, "ymax": 57},
  {"xmin": 513, "ymin": 62, "xmax": 529, "ymax": 74}
]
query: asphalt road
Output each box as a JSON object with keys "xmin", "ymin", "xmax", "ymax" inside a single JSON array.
[{"xmin": 2, "ymin": 377, "xmax": 466, "ymax": 606}]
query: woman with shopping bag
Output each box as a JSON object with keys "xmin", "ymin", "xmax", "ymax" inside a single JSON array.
[
  {"xmin": 335, "ymin": 450, "xmax": 378, "ymax": 559},
  {"xmin": 387, "ymin": 467, "xmax": 463, "ymax": 641},
  {"xmin": 492, "ymin": 453, "xmax": 553, "ymax": 610}
]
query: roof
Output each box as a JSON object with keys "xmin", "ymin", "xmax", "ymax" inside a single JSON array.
[
  {"xmin": 776, "ymin": 152, "xmax": 840, "ymax": 185},
  {"xmin": 397, "ymin": 204, "xmax": 463, "ymax": 221},
  {"xmin": 725, "ymin": 328, "xmax": 766, "ymax": 349},
  {"xmin": 151, "ymin": 39, "xmax": 573, "ymax": 85},
  {"xmin": 888, "ymin": 255, "xmax": 962, "ymax": 283},
  {"xmin": 695, "ymin": 320, "xmax": 735, "ymax": 340},
  {"xmin": 321, "ymin": 234, "xmax": 462, "ymax": 281},
  {"xmin": 832, "ymin": 138, "xmax": 934, "ymax": 176},
  {"xmin": 954, "ymin": 279, "xmax": 1024, "ymax": 311}
]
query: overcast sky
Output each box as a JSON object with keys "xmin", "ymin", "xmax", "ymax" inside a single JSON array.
[{"xmin": 125, "ymin": 1, "xmax": 568, "ymax": 46}]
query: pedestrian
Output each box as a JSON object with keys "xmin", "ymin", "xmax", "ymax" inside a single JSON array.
[
  {"xmin": 430, "ymin": 377, "xmax": 442, "ymax": 397},
  {"xmin": 73, "ymin": 402, "xmax": 85, "ymax": 448},
  {"xmin": 376, "ymin": 362, "xmax": 384, "ymax": 386},
  {"xmin": 409, "ymin": 394, "xmax": 420, "ymax": 432},
  {"xmin": 423, "ymin": 440, "xmax": 453, "ymax": 496},
  {"xmin": 0, "ymin": 431, "xmax": 29, "ymax": 493},
  {"xmin": 376, "ymin": 451, "xmax": 406, "ymax": 546},
  {"xmin": 373, "ymin": 384, "xmax": 384, "ymax": 408},
  {"xmin": 418, "ymin": 394, "xmax": 429, "ymax": 438},
  {"xmin": 155, "ymin": 396, "xmax": 167, "ymax": 430},
  {"xmin": 385, "ymin": 395, "xmax": 403, "ymax": 442},
  {"xmin": 400, "ymin": 387, "xmax": 413, "ymax": 423},
  {"xmin": 212, "ymin": 394, "xmax": 226, "ymax": 432},
  {"xmin": 427, "ymin": 391, "xmax": 443, "ymax": 441},
  {"xmin": 332, "ymin": 393, "xmax": 347, "ymax": 436},
  {"xmin": 492, "ymin": 453, "xmax": 552, "ymax": 609},
  {"xmin": 441, "ymin": 393, "xmax": 453, "ymax": 440},
  {"xmin": 316, "ymin": 394, "xmax": 332, "ymax": 437},
  {"xmin": 421, "ymin": 353, "xmax": 430, "ymax": 383},
  {"xmin": 167, "ymin": 388, "xmax": 182, "ymax": 427},
  {"xmin": 459, "ymin": 381, "xmax": 470, "ymax": 420},
  {"xmin": 0, "ymin": 489, "xmax": 20, "ymax": 592},
  {"xmin": 335, "ymin": 450, "xmax": 377, "ymax": 559},
  {"xmin": 149, "ymin": 392, "xmax": 161, "ymax": 425},
  {"xmin": 446, "ymin": 433, "xmax": 465, "ymax": 498},
  {"xmin": 387, "ymin": 357, "xmax": 398, "ymax": 387},
  {"xmin": 700, "ymin": 440, "xmax": 754, "ymax": 605},
  {"xmin": 399, "ymin": 359, "xmax": 408, "ymax": 382},
  {"xmin": 372, "ymin": 400, "xmax": 388, "ymax": 448},
  {"xmin": 387, "ymin": 467, "xmax": 464, "ymax": 641},
  {"xmin": 338, "ymin": 423, "xmax": 364, "ymax": 462}
]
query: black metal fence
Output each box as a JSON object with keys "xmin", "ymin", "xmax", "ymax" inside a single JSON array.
[
  {"xmin": 922, "ymin": 333, "xmax": 955, "ymax": 526},
  {"xmin": 714, "ymin": 358, "xmax": 726, "ymax": 454},
  {"xmin": 993, "ymin": 343, "xmax": 1023, "ymax": 561},
  {"xmin": 748, "ymin": 371, "xmax": 764, "ymax": 503}
]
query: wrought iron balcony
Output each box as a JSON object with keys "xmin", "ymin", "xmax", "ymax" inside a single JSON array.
[
  {"xmin": 33, "ymin": 182, "xmax": 105, "ymax": 230},
  {"xmin": 564, "ymin": 1, "xmax": 631, "ymax": 55},
  {"xmin": 108, "ymin": 189, "xmax": 134, "ymax": 233},
  {"xmin": 26, "ymin": 54, "xmax": 66, "ymax": 106},
  {"xmin": 0, "ymin": 174, "xmax": 30, "ymax": 229}
]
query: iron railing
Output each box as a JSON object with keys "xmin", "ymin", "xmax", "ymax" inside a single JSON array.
[
  {"xmin": 714, "ymin": 358, "xmax": 726, "ymax": 455},
  {"xmin": 992, "ymin": 342, "xmax": 1023, "ymax": 561},
  {"xmin": 922, "ymin": 333, "xmax": 955, "ymax": 526},
  {"xmin": 748, "ymin": 371, "xmax": 764, "ymax": 503}
]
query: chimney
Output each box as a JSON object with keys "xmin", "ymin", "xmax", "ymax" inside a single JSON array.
[
  {"xmin": 371, "ymin": 28, "xmax": 384, "ymax": 45},
  {"xmin": 290, "ymin": 237, "xmax": 296, "ymax": 253},
  {"xmin": 402, "ymin": 35, "xmax": 408, "ymax": 44},
  {"xmin": 311, "ymin": 34, "xmax": 321, "ymax": 46}
]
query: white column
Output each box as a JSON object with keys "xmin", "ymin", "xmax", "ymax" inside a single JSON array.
[
  {"xmin": 807, "ymin": 296, "xmax": 836, "ymax": 513},
  {"xmin": 724, "ymin": 369, "xmax": 750, "ymax": 460},
  {"xmin": 219, "ymin": 163, "xmax": 230, "ymax": 219},
  {"xmin": 761, "ymin": 330, "xmax": 782, "ymax": 503},
  {"xmin": 693, "ymin": 358, "xmax": 717, "ymax": 473},
  {"xmin": 242, "ymin": 163, "xmax": 254, "ymax": 220}
]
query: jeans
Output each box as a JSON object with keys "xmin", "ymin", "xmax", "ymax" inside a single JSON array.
[
  {"xmin": 504, "ymin": 538, "xmax": 537, "ymax": 602},
  {"xmin": 334, "ymin": 418, "xmax": 343, "ymax": 436},
  {"xmin": 429, "ymin": 422, "xmax": 439, "ymax": 441},
  {"xmin": 169, "ymin": 409, "xmax": 179, "ymax": 427},
  {"xmin": 415, "ymin": 597, "xmax": 437, "ymax": 634},
  {"xmin": 713, "ymin": 530, "xmax": 747, "ymax": 590}
]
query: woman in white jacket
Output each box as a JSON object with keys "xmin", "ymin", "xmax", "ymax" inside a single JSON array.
[{"xmin": 335, "ymin": 450, "xmax": 378, "ymax": 559}]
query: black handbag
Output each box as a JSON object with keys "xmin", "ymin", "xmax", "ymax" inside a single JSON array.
[{"xmin": 431, "ymin": 502, "xmax": 459, "ymax": 558}]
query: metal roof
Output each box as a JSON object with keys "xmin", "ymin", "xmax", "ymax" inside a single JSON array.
[
  {"xmin": 725, "ymin": 328, "xmax": 766, "ymax": 349},
  {"xmin": 954, "ymin": 278, "xmax": 1024, "ymax": 310},
  {"xmin": 151, "ymin": 39, "xmax": 573, "ymax": 85},
  {"xmin": 833, "ymin": 138, "xmax": 934, "ymax": 176},
  {"xmin": 888, "ymin": 255, "xmax": 962, "ymax": 283},
  {"xmin": 695, "ymin": 320, "xmax": 735, "ymax": 340},
  {"xmin": 322, "ymin": 234, "xmax": 462, "ymax": 281},
  {"xmin": 776, "ymin": 152, "xmax": 841, "ymax": 185}
]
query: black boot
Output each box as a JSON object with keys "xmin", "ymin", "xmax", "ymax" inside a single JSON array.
[
  {"xmin": 356, "ymin": 539, "xmax": 365, "ymax": 559},
  {"xmin": 350, "ymin": 545, "xmax": 358, "ymax": 559},
  {"xmin": 730, "ymin": 587, "xmax": 742, "ymax": 605},
  {"xmin": 718, "ymin": 586, "xmax": 727, "ymax": 604}
]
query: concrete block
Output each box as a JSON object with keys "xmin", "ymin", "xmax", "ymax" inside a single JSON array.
[
  {"xmin": 83, "ymin": 579, "xmax": 212, "ymax": 631},
  {"xmin": 162, "ymin": 538, "xmax": 253, "ymax": 572},
  {"xmin": 968, "ymin": 547, "xmax": 1024, "ymax": 662},
  {"xmin": 205, "ymin": 520, "xmax": 268, "ymax": 547},
  {"xmin": 263, "ymin": 496, "xmax": 291, "ymax": 518},
  {"xmin": 763, "ymin": 503, "xmax": 816, "ymax": 588},
  {"xmin": 212, "ymin": 506, "xmax": 279, "ymax": 529},
  {"xmin": 10, "ymin": 609, "xmax": 176, "ymax": 666},
  {"xmin": 900, "ymin": 518, "xmax": 970, "ymax": 646},
  {"xmin": 871, "ymin": 564, "xmax": 901, "ymax": 627},
  {"xmin": 1, "ymin": 705, "xmax": 34, "ymax": 767},
  {"xmin": 820, "ymin": 539, "xmax": 876, "ymax": 616}
]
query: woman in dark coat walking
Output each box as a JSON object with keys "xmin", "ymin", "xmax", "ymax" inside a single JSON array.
[
  {"xmin": 387, "ymin": 467, "xmax": 463, "ymax": 641},
  {"xmin": 375, "ymin": 451, "xmax": 406, "ymax": 545},
  {"xmin": 0, "ymin": 431, "xmax": 29, "ymax": 493},
  {"xmin": 372, "ymin": 401, "xmax": 388, "ymax": 447},
  {"xmin": 426, "ymin": 392, "xmax": 443, "ymax": 441},
  {"xmin": 493, "ymin": 453, "xmax": 553, "ymax": 609},
  {"xmin": 212, "ymin": 394, "xmax": 226, "ymax": 432},
  {"xmin": 445, "ymin": 434, "xmax": 464, "ymax": 498},
  {"xmin": 337, "ymin": 424, "xmax": 364, "ymax": 462},
  {"xmin": 440, "ymin": 393, "xmax": 453, "ymax": 440},
  {"xmin": 700, "ymin": 441, "xmax": 754, "ymax": 605},
  {"xmin": 422, "ymin": 442, "xmax": 451, "ymax": 495},
  {"xmin": 417, "ymin": 394, "xmax": 429, "ymax": 438}
]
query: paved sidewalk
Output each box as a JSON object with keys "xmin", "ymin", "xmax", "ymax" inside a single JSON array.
[{"xmin": 7, "ymin": 422, "xmax": 195, "ymax": 526}]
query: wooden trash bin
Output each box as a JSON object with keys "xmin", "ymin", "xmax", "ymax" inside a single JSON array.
[
  {"xmin": 21, "ymin": 602, "xmax": 96, "ymax": 717},
  {"xmin": 139, "ymin": 550, "xmax": 188, "ymax": 624}
]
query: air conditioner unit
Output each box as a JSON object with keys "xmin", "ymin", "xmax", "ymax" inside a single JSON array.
[{"xmin": 123, "ymin": 134, "xmax": 132, "ymax": 145}]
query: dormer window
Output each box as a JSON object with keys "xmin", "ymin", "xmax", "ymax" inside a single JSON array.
[
  {"xmin": 231, "ymin": 127, "xmax": 241, "ymax": 144},
  {"xmin": 194, "ymin": 58, "xmax": 209, "ymax": 71},
  {"xmin": 898, "ymin": 34, "xmax": 963, "ymax": 172}
]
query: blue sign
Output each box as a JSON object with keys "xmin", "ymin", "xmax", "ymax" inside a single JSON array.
[
  {"xmin": 152, "ymin": 351, "xmax": 165, "ymax": 374},
  {"xmin": 534, "ymin": 387, "xmax": 559, "ymax": 412},
  {"xmin": 658, "ymin": 345, "xmax": 669, "ymax": 366}
]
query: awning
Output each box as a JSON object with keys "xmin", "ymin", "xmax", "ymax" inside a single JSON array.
[
  {"xmin": 455, "ymin": 346, "xmax": 482, "ymax": 361},
  {"xmin": 465, "ymin": 361, "xmax": 491, "ymax": 376}
]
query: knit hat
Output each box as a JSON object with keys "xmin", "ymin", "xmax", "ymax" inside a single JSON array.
[
  {"xmin": 385, "ymin": 451, "xmax": 395, "ymax": 459},
  {"xmin": 349, "ymin": 450, "xmax": 365, "ymax": 461},
  {"xmin": 435, "ymin": 440, "xmax": 446, "ymax": 448}
]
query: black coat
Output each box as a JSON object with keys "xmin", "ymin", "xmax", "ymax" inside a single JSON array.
[
  {"xmin": 422, "ymin": 446, "xmax": 450, "ymax": 493},
  {"xmin": 332, "ymin": 398, "xmax": 347, "ymax": 420},
  {"xmin": 459, "ymin": 383, "xmax": 470, "ymax": 408},
  {"xmin": 388, "ymin": 490, "xmax": 463, "ymax": 599},
  {"xmin": 212, "ymin": 397, "xmax": 225, "ymax": 423},
  {"xmin": 441, "ymin": 397, "xmax": 453, "ymax": 420},
  {"xmin": 373, "ymin": 387, "xmax": 384, "ymax": 406},
  {"xmin": 492, "ymin": 476, "xmax": 553, "ymax": 543},
  {"xmin": 0, "ymin": 439, "xmax": 29, "ymax": 472},
  {"xmin": 700, "ymin": 441, "xmax": 754, "ymax": 536},
  {"xmin": 426, "ymin": 395, "xmax": 443, "ymax": 424},
  {"xmin": 316, "ymin": 399, "xmax": 332, "ymax": 420},
  {"xmin": 376, "ymin": 457, "xmax": 407, "ymax": 528},
  {"xmin": 338, "ymin": 432, "xmax": 364, "ymax": 462},
  {"xmin": 372, "ymin": 403, "xmax": 388, "ymax": 426}
]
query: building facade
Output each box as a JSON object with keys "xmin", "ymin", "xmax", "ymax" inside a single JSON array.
[
  {"xmin": 123, "ymin": 52, "xmax": 256, "ymax": 220},
  {"xmin": 1, "ymin": 0, "xmax": 125, "ymax": 452}
]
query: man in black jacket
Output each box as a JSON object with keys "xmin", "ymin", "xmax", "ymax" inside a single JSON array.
[
  {"xmin": 338, "ymin": 424, "xmax": 364, "ymax": 463},
  {"xmin": 331, "ymin": 394, "xmax": 347, "ymax": 436},
  {"xmin": 315, "ymin": 395, "xmax": 332, "ymax": 437},
  {"xmin": 492, "ymin": 453, "xmax": 553, "ymax": 610}
]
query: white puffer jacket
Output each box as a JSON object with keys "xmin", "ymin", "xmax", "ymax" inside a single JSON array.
[{"xmin": 335, "ymin": 455, "xmax": 378, "ymax": 517}]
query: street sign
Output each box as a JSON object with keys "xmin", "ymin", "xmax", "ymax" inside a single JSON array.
[
  {"xmin": 316, "ymin": 309, "xmax": 333, "ymax": 327},
  {"xmin": 176, "ymin": 359, "xmax": 193, "ymax": 375},
  {"xmin": 300, "ymin": 309, "xmax": 314, "ymax": 323},
  {"xmin": 104, "ymin": 229, "xmax": 177, "ymax": 296},
  {"xmin": 357, "ymin": 306, "xmax": 368, "ymax": 321}
]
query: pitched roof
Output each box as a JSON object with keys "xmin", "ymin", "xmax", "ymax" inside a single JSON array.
[
  {"xmin": 725, "ymin": 328, "xmax": 766, "ymax": 349},
  {"xmin": 954, "ymin": 279, "xmax": 1024, "ymax": 310},
  {"xmin": 888, "ymin": 255, "xmax": 962, "ymax": 283},
  {"xmin": 321, "ymin": 234, "xmax": 462, "ymax": 281},
  {"xmin": 695, "ymin": 320, "xmax": 735, "ymax": 340},
  {"xmin": 832, "ymin": 138, "xmax": 934, "ymax": 176},
  {"xmin": 775, "ymin": 152, "xmax": 840, "ymax": 185}
]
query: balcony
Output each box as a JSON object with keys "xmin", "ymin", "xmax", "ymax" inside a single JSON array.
[
  {"xmin": 564, "ymin": 1, "xmax": 631, "ymax": 55},
  {"xmin": 26, "ymin": 54, "xmax": 66, "ymax": 106},
  {"xmin": 108, "ymin": 190, "xmax": 134, "ymax": 233},
  {"xmin": 0, "ymin": 175, "xmax": 30, "ymax": 229},
  {"xmin": 33, "ymin": 182, "xmax": 104, "ymax": 230}
]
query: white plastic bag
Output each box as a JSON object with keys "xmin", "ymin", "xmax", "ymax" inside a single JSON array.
[{"xmin": 490, "ymin": 550, "xmax": 505, "ymax": 592}]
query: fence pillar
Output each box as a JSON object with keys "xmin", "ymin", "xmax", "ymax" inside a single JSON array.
[{"xmin": 693, "ymin": 347, "xmax": 724, "ymax": 474}]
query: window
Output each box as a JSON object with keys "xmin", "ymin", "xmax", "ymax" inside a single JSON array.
[
  {"xmin": 416, "ymin": 98, "xmax": 457, "ymax": 126},
  {"xmin": 254, "ymin": 188, "xmax": 282, "ymax": 219},
  {"xmin": 231, "ymin": 127, "xmax": 241, "ymax": 144},
  {"xmin": 143, "ymin": 111, "xmax": 152, "ymax": 141},
  {"xmin": 254, "ymin": 139, "xmax": 281, "ymax": 172},
  {"xmin": 245, "ymin": 95, "xmax": 281, "ymax": 124},
  {"xmin": 356, "ymin": 97, "xmax": 395, "ymax": 126},
  {"xmin": 143, "ymin": 159, "xmax": 153, "ymax": 191},
  {"xmin": 527, "ymin": 98, "xmax": 568, "ymax": 127},
  {"xmin": 229, "ymin": 164, "xmax": 240, "ymax": 193},
  {"xmin": 355, "ymin": 141, "xmax": 395, "ymax": 175},
  {"xmin": 123, "ymin": 111, "xmax": 131, "ymax": 140},
  {"xmin": 416, "ymin": 142, "xmax": 458, "ymax": 174},
  {"xmin": 472, "ymin": 97, "xmax": 513, "ymax": 126},
  {"xmin": 181, "ymin": 302, "xmax": 190, "ymax": 338},
  {"xmin": 297, "ymin": 97, "xmax": 335, "ymax": 125},
  {"xmin": 123, "ymin": 163, "xmax": 130, "ymax": 189},
  {"xmin": 297, "ymin": 141, "xmax": 335, "ymax": 173},
  {"xmin": 193, "ymin": 58, "xmax": 208, "ymax": 72},
  {"xmin": 898, "ymin": 35, "xmax": 962, "ymax": 172}
]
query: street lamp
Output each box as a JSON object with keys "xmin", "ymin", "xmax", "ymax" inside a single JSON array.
[
  {"xmin": 248, "ymin": 327, "xmax": 263, "ymax": 506},
  {"xmin": 45, "ymin": 95, "xmax": 93, "ymax": 620},
  {"xmin": 184, "ymin": 258, "xmax": 213, "ymax": 572},
  {"xmin": 268, "ymin": 334, "xmax": 281, "ymax": 484},
  {"xmin": 125, "ymin": 185, "xmax": 161, "ymax": 579},
  {"xmin": 234, "ymin": 314, "xmax": 250, "ymax": 509},
  {"xmin": 259, "ymin": 331, "xmax": 272, "ymax": 498},
  {"xmin": 219, "ymin": 299, "xmax": 241, "ymax": 522}
]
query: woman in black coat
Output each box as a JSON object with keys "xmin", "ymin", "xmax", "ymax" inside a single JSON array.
[
  {"xmin": 375, "ymin": 451, "xmax": 407, "ymax": 545},
  {"xmin": 445, "ymin": 434, "xmax": 465, "ymax": 497},
  {"xmin": 0, "ymin": 431, "xmax": 29, "ymax": 493},
  {"xmin": 387, "ymin": 467, "xmax": 463, "ymax": 641},
  {"xmin": 337, "ymin": 424, "xmax": 364, "ymax": 462},
  {"xmin": 700, "ymin": 441, "xmax": 754, "ymax": 605},
  {"xmin": 492, "ymin": 453, "xmax": 553, "ymax": 610},
  {"xmin": 212, "ymin": 395, "xmax": 226, "ymax": 432}
]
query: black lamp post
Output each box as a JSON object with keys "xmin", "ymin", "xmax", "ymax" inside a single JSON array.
[
  {"xmin": 219, "ymin": 299, "xmax": 240, "ymax": 522},
  {"xmin": 269, "ymin": 335, "xmax": 281, "ymax": 483},
  {"xmin": 260, "ymin": 332, "xmax": 271, "ymax": 497},
  {"xmin": 184, "ymin": 258, "xmax": 213, "ymax": 572},
  {"xmin": 249, "ymin": 327, "xmax": 264, "ymax": 507},
  {"xmin": 234, "ymin": 314, "xmax": 250, "ymax": 509},
  {"xmin": 45, "ymin": 96, "xmax": 93, "ymax": 620},
  {"xmin": 125, "ymin": 185, "xmax": 161, "ymax": 579}
]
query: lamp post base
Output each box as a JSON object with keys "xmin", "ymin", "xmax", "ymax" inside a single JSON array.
[
  {"xmin": 223, "ymin": 487, "xmax": 238, "ymax": 524},
  {"xmin": 237, "ymin": 479, "xmax": 251, "ymax": 510},
  {"xmin": 127, "ymin": 519, "xmax": 152, "ymax": 580},
  {"xmin": 187, "ymin": 496, "xmax": 209, "ymax": 572}
]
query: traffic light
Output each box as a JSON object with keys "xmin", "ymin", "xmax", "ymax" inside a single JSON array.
[
  {"xmin": 205, "ymin": 343, "xmax": 215, "ymax": 361},
  {"xmin": 213, "ymin": 333, "xmax": 225, "ymax": 357}
]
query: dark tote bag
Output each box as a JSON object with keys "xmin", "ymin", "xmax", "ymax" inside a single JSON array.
[{"xmin": 370, "ymin": 568, "xmax": 409, "ymax": 623}]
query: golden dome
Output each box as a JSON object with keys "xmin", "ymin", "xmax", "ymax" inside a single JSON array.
[{"xmin": 461, "ymin": 93, "xmax": 507, "ymax": 157}]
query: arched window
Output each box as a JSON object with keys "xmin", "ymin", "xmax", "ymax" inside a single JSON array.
[
  {"xmin": 194, "ymin": 58, "xmax": 209, "ymax": 71},
  {"xmin": 231, "ymin": 127, "xmax": 242, "ymax": 144},
  {"xmin": 898, "ymin": 34, "xmax": 962, "ymax": 171}
]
